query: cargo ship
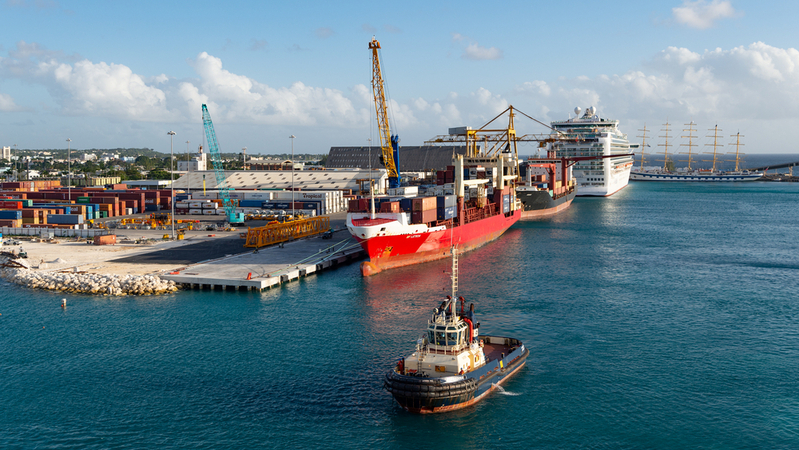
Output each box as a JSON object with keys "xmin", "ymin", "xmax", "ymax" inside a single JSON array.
[
  {"xmin": 516, "ymin": 150, "xmax": 576, "ymax": 219},
  {"xmin": 549, "ymin": 106, "xmax": 636, "ymax": 196},
  {"xmin": 346, "ymin": 153, "xmax": 521, "ymax": 276},
  {"xmin": 384, "ymin": 249, "xmax": 528, "ymax": 413}
]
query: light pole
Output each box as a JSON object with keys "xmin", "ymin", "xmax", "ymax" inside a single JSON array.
[
  {"xmin": 242, "ymin": 147, "xmax": 247, "ymax": 171},
  {"xmin": 13, "ymin": 144, "xmax": 17, "ymax": 181},
  {"xmin": 168, "ymin": 131, "xmax": 176, "ymax": 240},
  {"xmin": 368, "ymin": 138, "xmax": 375, "ymax": 219},
  {"xmin": 185, "ymin": 140, "xmax": 190, "ymax": 192},
  {"xmin": 66, "ymin": 138, "xmax": 71, "ymax": 201},
  {"xmin": 289, "ymin": 135, "xmax": 295, "ymax": 219}
]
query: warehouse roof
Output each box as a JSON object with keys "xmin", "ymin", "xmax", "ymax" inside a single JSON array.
[{"xmin": 172, "ymin": 169, "xmax": 386, "ymax": 191}]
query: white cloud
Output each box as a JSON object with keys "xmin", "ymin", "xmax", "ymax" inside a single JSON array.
[
  {"xmin": 0, "ymin": 92, "xmax": 21, "ymax": 111},
  {"xmin": 672, "ymin": 0, "xmax": 738, "ymax": 29},
  {"xmin": 452, "ymin": 33, "xmax": 503, "ymax": 61},
  {"xmin": 463, "ymin": 43, "xmax": 503, "ymax": 61},
  {"xmin": 517, "ymin": 42, "xmax": 799, "ymax": 126}
]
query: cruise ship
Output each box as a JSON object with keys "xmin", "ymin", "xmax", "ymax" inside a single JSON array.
[{"xmin": 549, "ymin": 107, "xmax": 636, "ymax": 196}]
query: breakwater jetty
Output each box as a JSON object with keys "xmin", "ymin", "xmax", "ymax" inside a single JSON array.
[{"xmin": 0, "ymin": 257, "xmax": 178, "ymax": 295}]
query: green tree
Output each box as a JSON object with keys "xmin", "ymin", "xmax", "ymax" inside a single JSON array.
[
  {"xmin": 147, "ymin": 169, "xmax": 170, "ymax": 180},
  {"xmin": 125, "ymin": 166, "xmax": 143, "ymax": 179}
]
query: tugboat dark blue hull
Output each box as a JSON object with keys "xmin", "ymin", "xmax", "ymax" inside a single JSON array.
[{"xmin": 384, "ymin": 336, "xmax": 528, "ymax": 414}]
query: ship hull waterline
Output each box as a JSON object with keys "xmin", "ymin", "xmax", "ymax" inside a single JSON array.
[
  {"xmin": 517, "ymin": 188, "xmax": 576, "ymax": 219},
  {"xmin": 357, "ymin": 209, "xmax": 521, "ymax": 276}
]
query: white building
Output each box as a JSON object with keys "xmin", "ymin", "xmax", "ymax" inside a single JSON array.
[
  {"xmin": 177, "ymin": 146, "xmax": 208, "ymax": 171},
  {"xmin": 1, "ymin": 146, "xmax": 10, "ymax": 160}
]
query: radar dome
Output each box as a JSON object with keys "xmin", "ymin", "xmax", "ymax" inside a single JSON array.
[
  {"xmin": 587, "ymin": 106, "xmax": 596, "ymax": 116},
  {"xmin": 574, "ymin": 107, "xmax": 582, "ymax": 116}
]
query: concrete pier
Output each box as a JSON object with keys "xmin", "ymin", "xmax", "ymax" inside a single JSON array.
[{"xmin": 160, "ymin": 230, "xmax": 365, "ymax": 291}]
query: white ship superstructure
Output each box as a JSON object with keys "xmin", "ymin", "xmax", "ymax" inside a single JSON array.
[{"xmin": 550, "ymin": 106, "xmax": 635, "ymax": 196}]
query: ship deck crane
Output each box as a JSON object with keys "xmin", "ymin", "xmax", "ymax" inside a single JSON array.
[
  {"xmin": 369, "ymin": 37, "xmax": 401, "ymax": 189},
  {"xmin": 202, "ymin": 104, "xmax": 245, "ymax": 225}
]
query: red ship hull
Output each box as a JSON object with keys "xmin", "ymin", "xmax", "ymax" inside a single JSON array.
[{"xmin": 356, "ymin": 209, "xmax": 521, "ymax": 276}]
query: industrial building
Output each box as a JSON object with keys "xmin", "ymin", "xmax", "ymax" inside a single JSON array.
[{"xmin": 325, "ymin": 146, "xmax": 470, "ymax": 173}]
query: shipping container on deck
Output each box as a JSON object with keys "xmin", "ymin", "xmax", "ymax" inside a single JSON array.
[
  {"xmin": 412, "ymin": 197, "xmax": 437, "ymax": 212},
  {"xmin": 437, "ymin": 206, "xmax": 457, "ymax": 220},
  {"xmin": 380, "ymin": 201, "xmax": 400, "ymax": 213},
  {"xmin": 437, "ymin": 195, "xmax": 457, "ymax": 208},
  {"xmin": 411, "ymin": 209, "xmax": 437, "ymax": 224}
]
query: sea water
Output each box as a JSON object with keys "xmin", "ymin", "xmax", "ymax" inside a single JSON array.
[{"xmin": 2, "ymin": 181, "xmax": 798, "ymax": 449}]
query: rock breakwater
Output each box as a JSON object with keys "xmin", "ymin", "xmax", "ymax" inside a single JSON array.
[{"xmin": 1, "ymin": 265, "xmax": 179, "ymax": 296}]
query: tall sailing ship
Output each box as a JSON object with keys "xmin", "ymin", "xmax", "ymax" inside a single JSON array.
[
  {"xmin": 549, "ymin": 106, "xmax": 636, "ymax": 196},
  {"xmin": 630, "ymin": 123, "xmax": 762, "ymax": 182}
]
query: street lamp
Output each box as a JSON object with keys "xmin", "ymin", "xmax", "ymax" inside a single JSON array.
[
  {"xmin": 13, "ymin": 144, "xmax": 17, "ymax": 181},
  {"xmin": 66, "ymin": 138, "xmax": 71, "ymax": 201},
  {"xmin": 289, "ymin": 135, "xmax": 295, "ymax": 219},
  {"xmin": 185, "ymin": 140, "xmax": 190, "ymax": 192},
  {"xmin": 168, "ymin": 131, "xmax": 176, "ymax": 240}
]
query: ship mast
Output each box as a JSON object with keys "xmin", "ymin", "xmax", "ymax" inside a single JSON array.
[
  {"xmin": 637, "ymin": 124, "xmax": 649, "ymax": 171},
  {"xmin": 680, "ymin": 121, "xmax": 698, "ymax": 171},
  {"xmin": 727, "ymin": 132, "xmax": 745, "ymax": 172},
  {"xmin": 658, "ymin": 121, "xmax": 672, "ymax": 172},
  {"xmin": 703, "ymin": 125, "xmax": 723, "ymax": 173}
]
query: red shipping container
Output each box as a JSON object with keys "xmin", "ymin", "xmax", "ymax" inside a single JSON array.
[
  {"xmin": 0, "ymin": 201, "xmax": 22, "ymax": 209},
  {"xmin": 380, "ymin": 201, "xmax": 400, "ymax": 213},
  {"xmin": 411, "ymin": 209, "xmax": 437, "ymax": 224}
]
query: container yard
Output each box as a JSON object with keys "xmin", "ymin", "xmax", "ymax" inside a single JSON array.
[{"xmin": 0, "ymin": 178, "xmax": 363, "ymax": 294}]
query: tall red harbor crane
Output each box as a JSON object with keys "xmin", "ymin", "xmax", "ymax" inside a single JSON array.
[{"xmin": 369, "ymin": 37, "xmax": 401, "ymax": 189}]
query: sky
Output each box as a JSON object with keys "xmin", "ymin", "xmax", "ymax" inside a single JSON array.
[{"xmin": 1, "ymin": 0, "xmax": 799, "ymax": 155}]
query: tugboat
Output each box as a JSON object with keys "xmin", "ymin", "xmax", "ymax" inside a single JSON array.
[{"xmin": 383, "ymin": 248, "xmax": 528, "ymax": 413}]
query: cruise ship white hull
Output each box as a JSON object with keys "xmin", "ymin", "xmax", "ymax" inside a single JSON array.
[
  {"xmin": 575, "ymin": 160, "xmax": 633, "ymax": 196},
  {"xmin": 630, "ymin": 171, "xmax": 763, "ymax": 182},
  {"xmin": 549, "ymin": 107, "xmax": 636, "ymax": 198}
]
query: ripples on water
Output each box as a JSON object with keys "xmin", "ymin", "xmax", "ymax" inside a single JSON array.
[{"xmin": 2, "ymin": 182, "xmax": 799, "ymax": 449}]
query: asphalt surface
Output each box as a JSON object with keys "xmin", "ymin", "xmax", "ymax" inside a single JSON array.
[
  {"xmin": 107, "ymin": 211, "xmax": 349, "ymax": 266},
  {"xmin": 110, "ymin": 236, "xmax": 249, "ymax": 265}
]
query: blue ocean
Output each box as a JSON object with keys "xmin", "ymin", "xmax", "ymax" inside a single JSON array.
[{"xmin": 2, "ymin": 180, "xmax": 799, "ymax": 449}]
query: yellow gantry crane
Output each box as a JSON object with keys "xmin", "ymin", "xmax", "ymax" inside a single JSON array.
[{"xmin": 369, "ymin": 37, "xmax": 401, "ymax": 188}]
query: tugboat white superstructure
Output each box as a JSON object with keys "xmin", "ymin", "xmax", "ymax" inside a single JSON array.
[
  {"xmin": 384, "ymin": 248, "xmax": 528, "ymax": 414},
  {"xmin": 549, "ymin": 106, "xmax": 636, "ymax": 196}
]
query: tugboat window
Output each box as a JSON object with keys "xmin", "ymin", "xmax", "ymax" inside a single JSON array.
[
  {"xmin": 435, "ymin": 331, "xmax": 446, "ymax": 345},
  {"xmin": 447, "ymin": 331, "xmax": 457, "ymax": 345}
]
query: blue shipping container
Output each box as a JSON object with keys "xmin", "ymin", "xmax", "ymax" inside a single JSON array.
[
  {"xmin": 48, "ymin": 214, "xmax": 84, "ymax": 224},
  {"xmin": 436, "ymin": 206, "xmax": 457, "ymax": 220},
  {"xmin": 0, "ymin": 210, "xmax": 22, "ymax": 220},
  {"xmin": 437, "ymin": 195, "xmax": 456, "ymax": 208}
]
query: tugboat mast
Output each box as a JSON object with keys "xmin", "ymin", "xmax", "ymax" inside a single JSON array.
[{"xmin": 449, "ymin": 246, "xmax": 459, "ymax": 324}]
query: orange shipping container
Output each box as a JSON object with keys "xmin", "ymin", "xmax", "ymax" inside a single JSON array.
[{"xmin": 93, "ymin": 235, "xmax": 117, "ymax": 245}]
